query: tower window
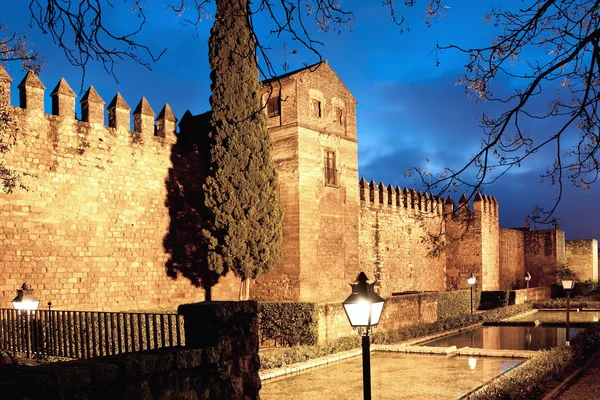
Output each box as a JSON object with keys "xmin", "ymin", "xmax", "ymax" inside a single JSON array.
[
  {"xmin": 311, "ymin": 99, "xmax": 322, "ymax": 118},
  {"xmin": 324, "ymin": 150, "xmax": 337, "ymax": 186},
  {"xmin": 267, "ymin": 96, "xmax": 280, "ymax": 117},
  {"xmin": 335, "ymin": 106, "xmax": 343, "ymax": 125}
]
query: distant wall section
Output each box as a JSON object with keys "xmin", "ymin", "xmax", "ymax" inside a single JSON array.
[
  {"xmin": 566, "ymin": 239, "xmax": 598, "ymax": 282},
  {"xmin": 357, "ymin": 180, "xmax": 447, "ymax": 296},
  {"xmin": 523, "ymin": 229, "xmax": 565, "ymax": 286},
  {"xmin": 499, "ymin": 228, "xmax": 525, "ymax": 290}
]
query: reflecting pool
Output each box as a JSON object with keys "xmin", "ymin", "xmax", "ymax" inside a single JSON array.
[
  {"xmin": 261, "ymin": 353, "xmax": 523, "ymax": 400},
  {"xmin": 511, "ymin": 310, "xmax": 600, "ymax": 323},
  {"xmin": 422, "ymin": 326, "xmax": 581, "ymax": 351}
]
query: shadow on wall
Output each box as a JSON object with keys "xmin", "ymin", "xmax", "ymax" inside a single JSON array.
[{"xmin": 163, "ymin": 111, "xmax": 220, "ymax": 298}]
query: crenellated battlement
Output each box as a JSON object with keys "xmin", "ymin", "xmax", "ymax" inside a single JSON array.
[
  {"xmin": 358, "ymin": 177, "xmax": 500, "ymax": 219},
  {"xmin": 0, "ymin": 66, "xmax": 177, "ymax": 148},
  {"xmin": 358, "ymin": 177, "xmax": 445, "ymax": 216}
]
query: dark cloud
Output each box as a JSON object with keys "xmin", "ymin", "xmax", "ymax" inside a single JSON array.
[{"xmin": 357, "ymin": 71, "xmax": 600, "ymax": 240}]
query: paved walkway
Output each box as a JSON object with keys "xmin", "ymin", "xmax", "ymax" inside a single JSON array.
[{"xmin": 555, "ymin": 353, "xmax": 600, "ymax": 399}]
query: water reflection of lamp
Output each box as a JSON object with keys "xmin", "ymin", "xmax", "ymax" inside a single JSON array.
[
  {"xmin": 561, "ymin": 276, "xmax": 576, "ymax": 345},
  {"xmin": 468, "ymin": 357, "xmax": 477, "ymax": 370},
  {"xmin": 343, "ymin": 272, "xmax": 385, "ymax": 400},
  {"xmin": 467, "ymin": 274, "xmax": 476, "ymax": 315}
]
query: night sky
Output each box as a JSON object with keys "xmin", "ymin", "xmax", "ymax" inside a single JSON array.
[{"xmin": 4, "ymin": 1, "xmax": 598, "ymax": 240}]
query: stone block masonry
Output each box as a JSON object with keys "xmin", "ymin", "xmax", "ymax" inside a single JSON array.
[
  {"xmin": 358, "ymin": 179, "xmax": 447, "ymax": 296},
  {"xmin": 0, "ymin": 301, "xmax": 261, "ymax": 400},
  {"xmin": 566, "ymin": 239, "xmax": 598, "ymax": 282},
  {"xmin": 0, "ymin": 68, "xmax": 239, "ymax": 310},
  {"xmin": 1, "ymin": 62, "xmax": 597, "ymax": 311},
  {"xmin": 316, "ymin": 292, "xmax": 437, "ymax": 344}
]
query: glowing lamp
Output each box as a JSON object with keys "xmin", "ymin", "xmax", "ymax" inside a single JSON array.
[
  {"xmin": 467, "ymin": 274, "xmax": 476, "ymax": 286},
  {"xmin": 561, "ymin": 277, "xmax": 575, "ymax": 291},
  {"xmin": 343, "ymin": 272, "xmax": 385, "ymax": 328},
  {"xmin": 11, "ymin": 283, "xmax": 40, "ymax": 311}
]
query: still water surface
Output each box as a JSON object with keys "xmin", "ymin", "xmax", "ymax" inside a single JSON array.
[
  {"xmin": 261, "ymin": 353, "xmax": 522, "ymax": 400},
  {"xmin": 422, "ymin": 326, "xmax": 581, "ymax": 351},
  {"xmin": 511, "ymin": 310, "xmax": 600, "ymax": 323}
]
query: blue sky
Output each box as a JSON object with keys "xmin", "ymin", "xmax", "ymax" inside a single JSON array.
[{"xmin": 3, "ymin": 1, "xmax": 599, "ymax": 240}]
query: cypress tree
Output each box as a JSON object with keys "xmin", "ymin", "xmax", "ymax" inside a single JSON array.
[{"xmin": 203, "ymin": 0, "xmax": 283, "ymax": 299}]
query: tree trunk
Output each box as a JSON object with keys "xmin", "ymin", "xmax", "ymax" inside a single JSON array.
[{"xmin": 238, "ymin": 277, "xmax": 250, "ymax": 301}]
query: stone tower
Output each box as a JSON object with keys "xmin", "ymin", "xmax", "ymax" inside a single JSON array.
[{"xmin": 251, "ymin": 62, "xmax": 360, "ymax": 302}]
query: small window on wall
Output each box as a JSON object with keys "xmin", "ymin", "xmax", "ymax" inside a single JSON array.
[
  {"xmin": 311, "ymin": 99, "xmax": 322, "ymax": 118},
  {"xmin": 335, "ymin": 107, "xmax": 343, "ymax": 125},
  {"xmin": 324, "ymin": 150, "xmax": 338, "ymax": 186},
  {"xmin": 267, "ymin": 96, "xmax": 280, "ymax": 117}
]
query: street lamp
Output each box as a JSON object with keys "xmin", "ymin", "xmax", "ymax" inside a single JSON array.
[
  {"xmin": 11, "ymin": 283, "xmax": 41, "ymax": 358},
  {"xmin": 467, "ymin": 273, "xmax": 476, "ymax": 315},
  {"xmin": 525, "ymin": 272, "xmax": 531, "ymax": 289},
  {"xmin": 561, "ymin": 276, "xmax": 576, "ymax": 345},
  {"xmin": 11, "ymin": 283, "xmax": 40, "ymax": 311},
  {"xmin": 343, "ymin": 272, "xmax": 385, "ymax": 400}
]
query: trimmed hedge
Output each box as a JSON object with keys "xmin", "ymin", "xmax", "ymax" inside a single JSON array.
[
  {"xmin": 469, "ymin": 322, "xmax": 600, "ymax": 399},
  {"xmin": 258, "ymin": 302, "xmax": 319, "ymax": 347},
  {"xmin": 532, "ymin": 298, "xmax": 600, "ymax": 310},
  {"xmin": 438, "ymin": 289, "xmax": 482, "ymax": 318},
  {"xmin": 259, "ymin": 303, "xmax": 532, "ymax": 370},
  {"xmin": 479, "ymin": 290, "xmax": 513, "ymax": 310}
]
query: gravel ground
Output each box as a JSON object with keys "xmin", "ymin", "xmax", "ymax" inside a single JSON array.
[{"xmin": 558, "ymin": 355, "xmax": 600, "ymax": 400}]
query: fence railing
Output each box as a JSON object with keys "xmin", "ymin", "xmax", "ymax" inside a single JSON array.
[{"xmin": 0, "ymin": 308, "xmax": 185, "ymax": 359}]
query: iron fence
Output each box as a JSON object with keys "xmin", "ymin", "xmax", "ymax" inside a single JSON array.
[{"xmin": 0, "ymin": 308, "xmax": 184, "ymax": 359}]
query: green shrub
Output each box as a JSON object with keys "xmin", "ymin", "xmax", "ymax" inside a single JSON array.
[
  {"xmin": 437, "ymin": 290, "xmax": 482, "ymax": 318},
  {"xmin": 260, "ymin": 303, "xmax": 532, "ymax": 371},
  {"xmin": 532, "ymin": 298, "xmax": 600, "ymax": 309},
  {"xmin": 479, "ymin": 290, "xmax": 513, "ymax": 310},
  {"xmin": 469, "ymin": 322, "xmax": 600, "ymax": 399},
  {"xmin": 258, "ymin": 302, "xmax": 319, "ymax": 347}
]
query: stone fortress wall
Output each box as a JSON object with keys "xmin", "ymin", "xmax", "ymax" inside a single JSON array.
[
  {"xmin": 0, "ymin": 68, "xmax": 232, "ymax": 310},
  {"xmin": 0, "ymin": 63, "xmax": 598, "ymax": 311}
]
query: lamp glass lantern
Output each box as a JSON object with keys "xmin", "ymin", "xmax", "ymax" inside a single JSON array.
[
  {"xmin": 525, "ymin": 272, "xmax": 531, "ymax": 282},
  {"xmin": 343, "ymin": 273, "xmax": 385, "ymax": 329},
  {"xmin": 11, "ymin": 283, "xmax": 40, "ymax": 311},
  {"xmin": 467, "ymin": 274, "xmax": 476, "ymax": 287},
  {"xmin": 561, "ymin": 277, "xmax": 575, "ymax": 291}
]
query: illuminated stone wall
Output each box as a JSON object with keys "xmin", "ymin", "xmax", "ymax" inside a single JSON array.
[
  {"xmin": 523, "ymin": 229, "xmax": 566, "ymax": 286},
  {"xmin": 499, "ymin": 228, "xmax": 526, "ymax": 290},
  {"xmin": 253, "ymin": 62, "xmax": 360, "ymax": 303},
  {"xmin": 0, "ymin": 69, "xmax": 240, "ymax": 310},
  {"xmin": 357, "ymin": 181, "xmax": 447, "ymax": 296},
  {"xmin": 566, "ymin": 239, "xmax": 598, "ymax": 282},
  {"xmin": 444, "ymin": 194, "xmax": 500, "ymax": 291},
  {"xmin": 1, "ymin": 64, "xmax": 594, "ymax": 311}
]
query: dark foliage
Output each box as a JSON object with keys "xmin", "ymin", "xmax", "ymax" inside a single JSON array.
[{"xmin": 202, "ymin": 0, "xmax": 283, "ymax": 288}]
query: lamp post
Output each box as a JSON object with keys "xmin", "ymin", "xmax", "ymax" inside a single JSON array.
[
  {"xmin": 11, "ymin": 283, "xmax": 41, "ymax": 358},
  {"xmin": 561, "ymin": 277, "xmax": 576, "ymax": 345},
  {"xmin": 525, "ymin": 271, "xmax": 531, "ymax": 289},
  {"xmin": 343, "ymin": 272, "xmax": 385, "ymax": 400},
  {"xmin": 525, "ymin": 272, "xmax": 532, "ymax": 301},
  {"xmin": 467, "ymin": 273, "xmax": 476, "ymax": 315}
]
